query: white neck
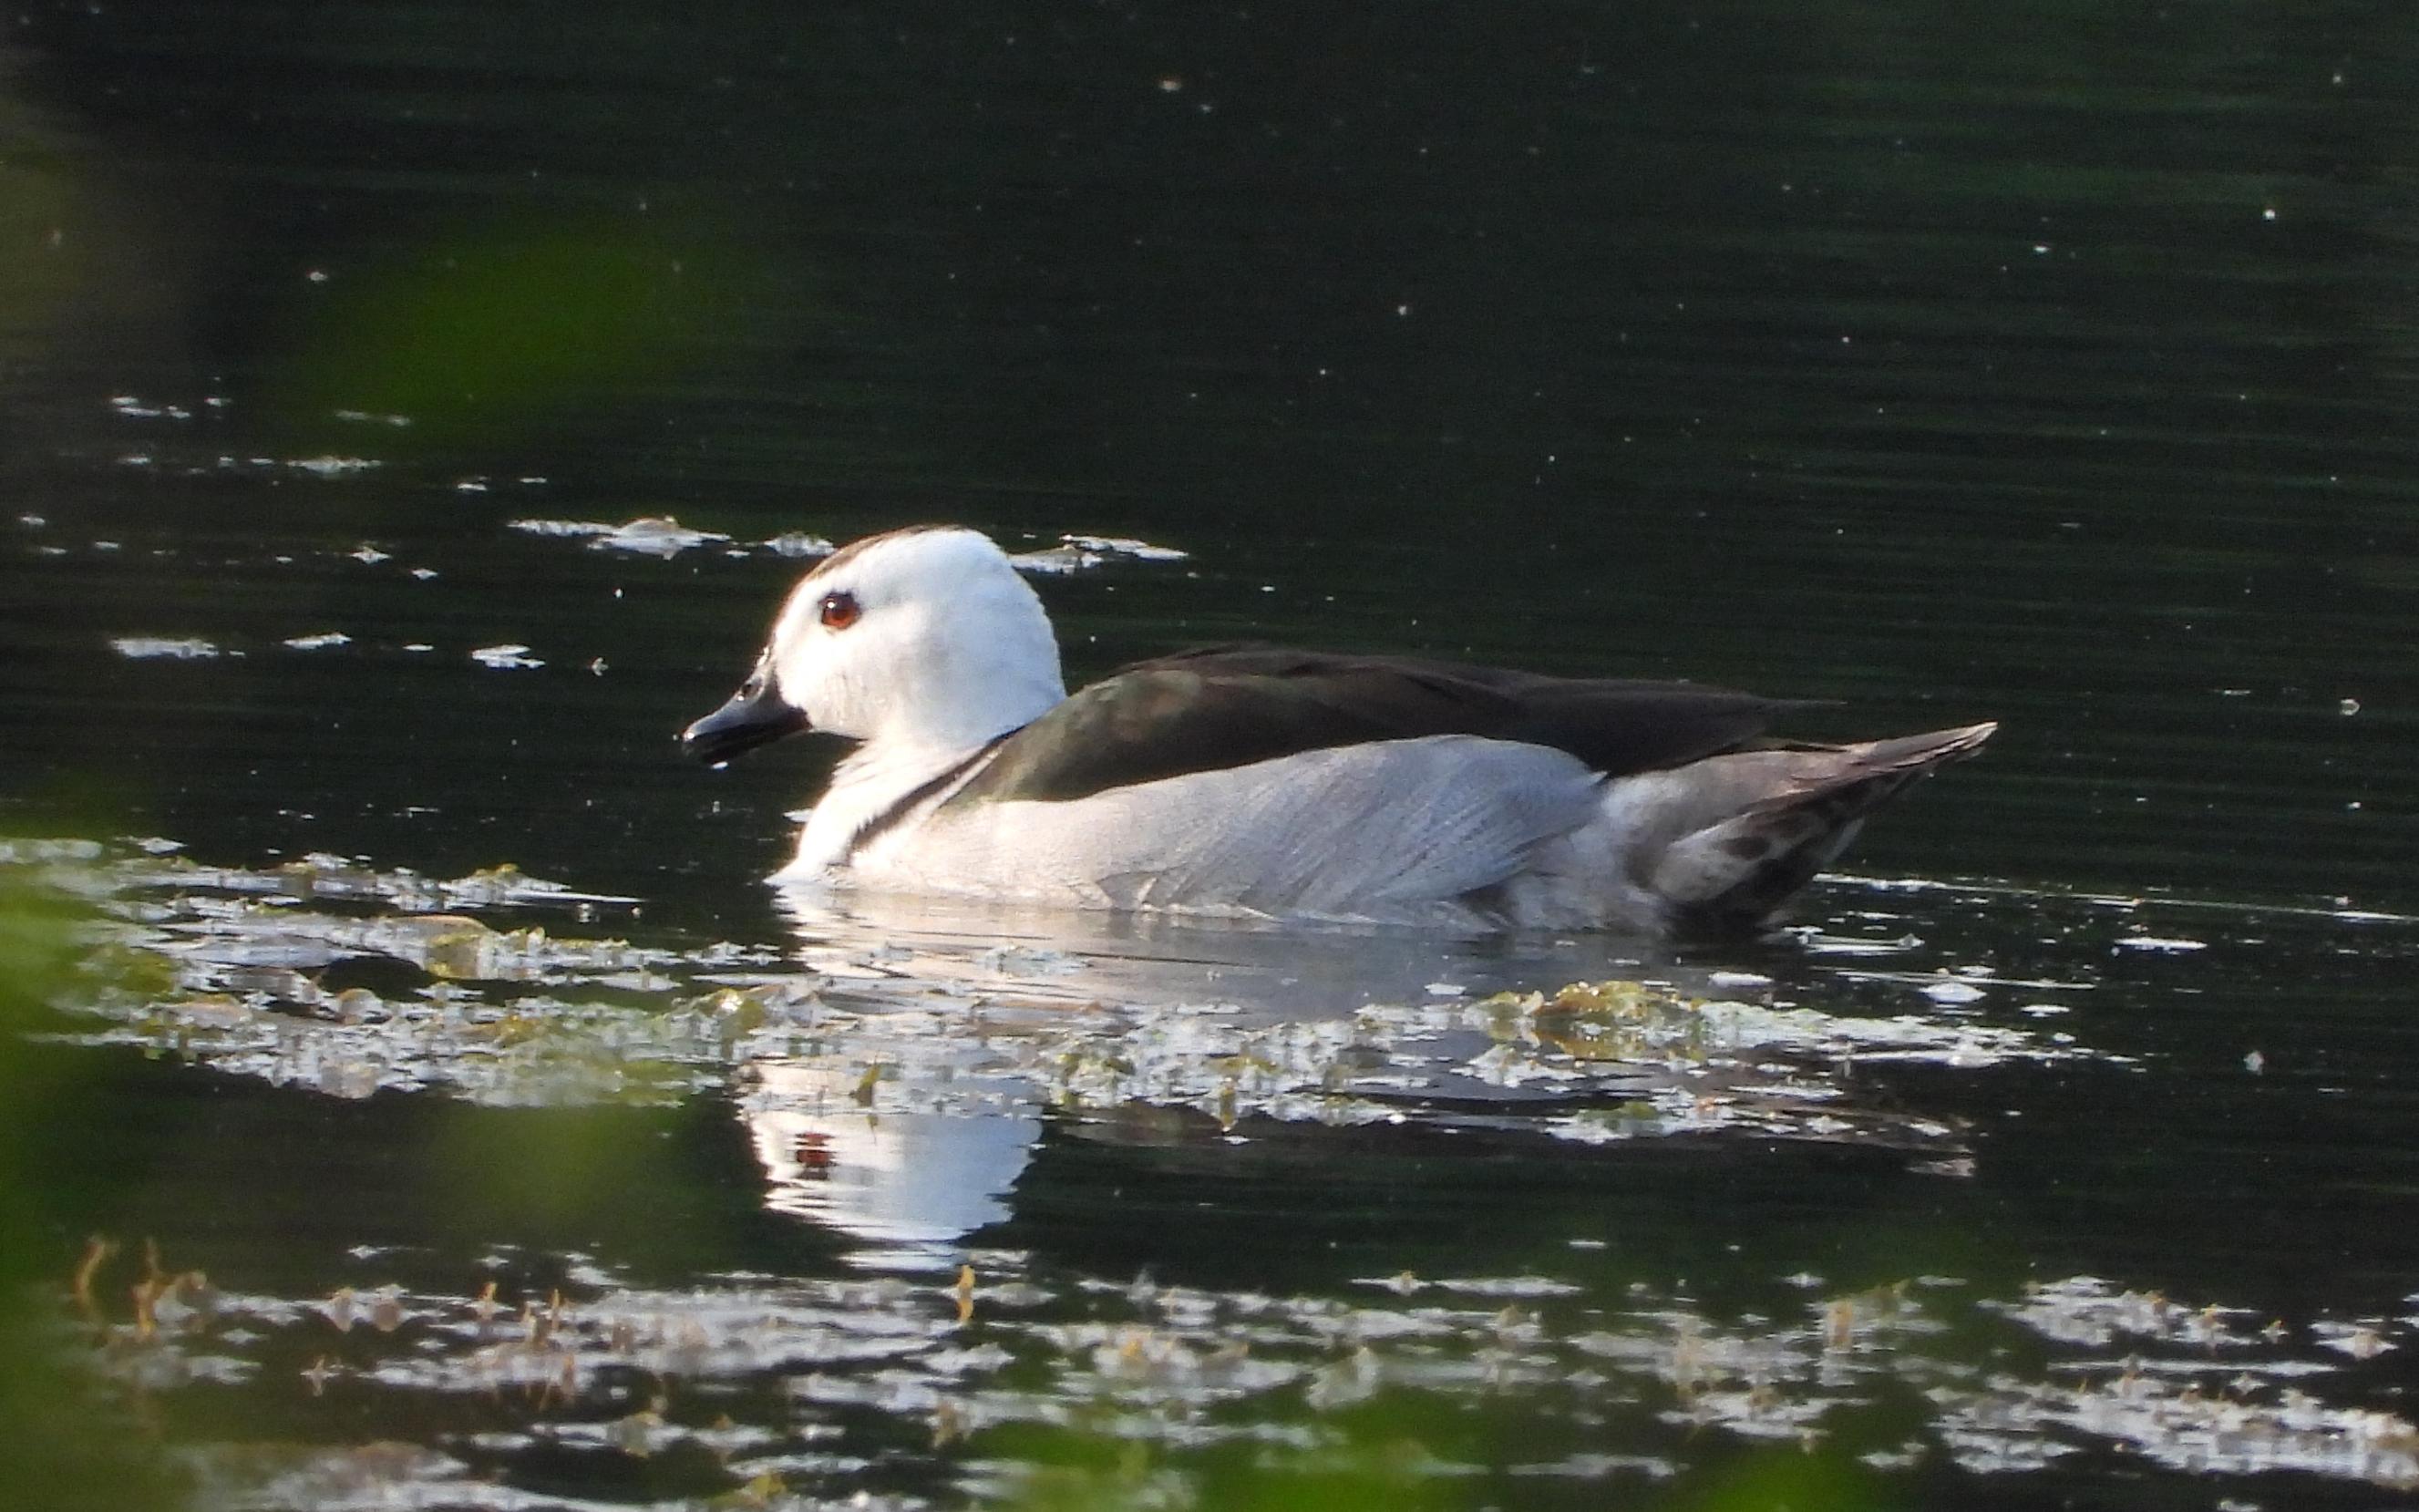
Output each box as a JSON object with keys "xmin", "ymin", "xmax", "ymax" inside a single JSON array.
[
  {"xmin": 778, "ymin": 735, "xmax": 957, "ymax": 866},
  {"xmin": 782, "ymin": 721, "xmax": 1024, "ymax": 876}
]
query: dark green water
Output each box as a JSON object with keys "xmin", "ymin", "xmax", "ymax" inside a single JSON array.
[{"xmin": 4, "ymin": 3, "xmax": 2418, "ymax": 1508}]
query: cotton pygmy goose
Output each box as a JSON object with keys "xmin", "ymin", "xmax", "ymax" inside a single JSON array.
[{"xmin": 682, "ymin": 526, "xmax": 1994, "ymax": 934}]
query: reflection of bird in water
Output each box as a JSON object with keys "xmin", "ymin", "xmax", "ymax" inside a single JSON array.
[
  {"xmin": 744, "ymin": 1058, "xmax": 1041, "ymax": 1263},
  {"xmin": 685, "ymin": 526, "xmax": 1992, "ymax": 936},
  {"xmin": 728, "ymin": 890, "xmax": 2015, "ymax": 1256}
]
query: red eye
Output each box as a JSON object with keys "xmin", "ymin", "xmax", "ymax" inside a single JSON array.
[{"xmin": 818, "ymin": 591, "xmax": 860, "ymax": 630}]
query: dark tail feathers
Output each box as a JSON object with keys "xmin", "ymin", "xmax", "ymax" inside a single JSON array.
[{"xmin": 1650, "ymin": 721, "xmax": 1997, "ymax": 936}]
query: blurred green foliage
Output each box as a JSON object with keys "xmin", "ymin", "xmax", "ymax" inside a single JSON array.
[
  {"xmin": 1673, "ymin": 1449, "xmax": 1900, "ymax": 1512},
  {"xmin": 0, "ymin": 864, "xmax": 189, "ymax": 1511},
  {"xmin": 262, "ymin": 212, "xmax": 768, "ymax": 450},
  {"xmin": 982, "ymin": 1400, "xmax": 1904, "ymax": 1512},
  {"xmin": 0, "ymin": 154, "xmax": 82, "ymax": 324},
  {"xmin": 427, "ymin": 1092, "xmax": 698, "ymax": 1234}
]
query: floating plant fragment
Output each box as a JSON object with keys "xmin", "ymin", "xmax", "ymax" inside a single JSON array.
[
  {"xmin": 111, "ymin": 636, "xmax": 221, "ymax": 660},
  {"xmin": 29, "ymin": 844, "xmax": 2088, "ymax": 1151},
  {"xmin": 468, "ymin": 643, "xmax": 543, "ymax": 670},
  {"xmin": 762, "ymin": 530, "xmax": 835, "ymax": 558},
  {"xmin": 507, "ymin": 516, "xmax": 733, "ymax": 558},
  {"xmin": 1062, "ymin": 533, "xmax": 1188, "ymax": 561},
  {"xmin": 286, "ymin": 456, "xmax": 380, "ymax": 478},
  {"xmin": 72, "ymin": 1240, "xmax": 2419, "ymax": 1504},
  {"xmin": 1008, "ymin": 534, "xmax": 1189, "ymax": 574}
]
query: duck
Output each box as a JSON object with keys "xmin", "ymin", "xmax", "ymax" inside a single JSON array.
[{"xmin": 681, "ymin": 525, "xmax": 1994, "ymax": 935}]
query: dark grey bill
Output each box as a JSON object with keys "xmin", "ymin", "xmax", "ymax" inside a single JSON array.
[{"xmin": 681, "ymin": 674, "xmax": 810, "ymax": 767}]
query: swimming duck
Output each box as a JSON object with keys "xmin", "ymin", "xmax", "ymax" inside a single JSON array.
[{"xmin": 682, "ymin": 526, "xmax": 1993, "ymax": 934}]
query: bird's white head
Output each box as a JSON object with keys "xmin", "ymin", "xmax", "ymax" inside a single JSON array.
[{"xmin": 684, "ymin": 526, "xmax": 1066, "ymax": 766}]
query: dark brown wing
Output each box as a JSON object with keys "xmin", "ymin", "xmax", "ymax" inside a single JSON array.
[{"xmin": 950, "ymin": 645, "xmax": 1807, "ymax": 805}]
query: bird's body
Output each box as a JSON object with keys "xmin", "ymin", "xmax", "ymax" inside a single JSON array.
[{"xmin": 684, "ymin": 526, "xmax": 1994, "ymax": 935}]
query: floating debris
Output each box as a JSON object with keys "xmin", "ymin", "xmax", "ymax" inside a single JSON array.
[
  {"xmin": 1063, "ymin": 533, "xmax": 1188, "ymax": 561},
  {"xmin": 108, "ymin": 394, "xmax": 196, "ymax": 420},
  {"xmin": 1009, "ymin": 534, "xmax": 1189, "ymax": 575},
  {"xmin": 762, "ymin": 531, "xmax": 836, "ymax": 559},
  {"xmin": 508, "ymin": 516, "xmax": 734, "ymax": 558},
  {"xmin": 586, "ymin": 517, "xmax": 726, "ymax": 555},
  {"xmin": 282, "ymin": 633, "xmax": 352, "ymax": 652},
  {"xmin": 27, "ymin": 844, "xmax": 2085, "ymax": 1167},
  {"xmin": 111, "ymin": 636, "xmax": 221, "ymax": 660},
  {"xmin": 499, "ymin": 521, "xmax": 1179, "ymax": 571},
  {"xmin": 73, "ymin": 1240, "xmax": 2419, "ymax": 1504},
  {"xmin": 468, "ymin": 643, "xmax": 543, "ymax": 671},
  {"xmin": 510, "ymin": 518, "xmax": 620, "ymax": 538}
]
